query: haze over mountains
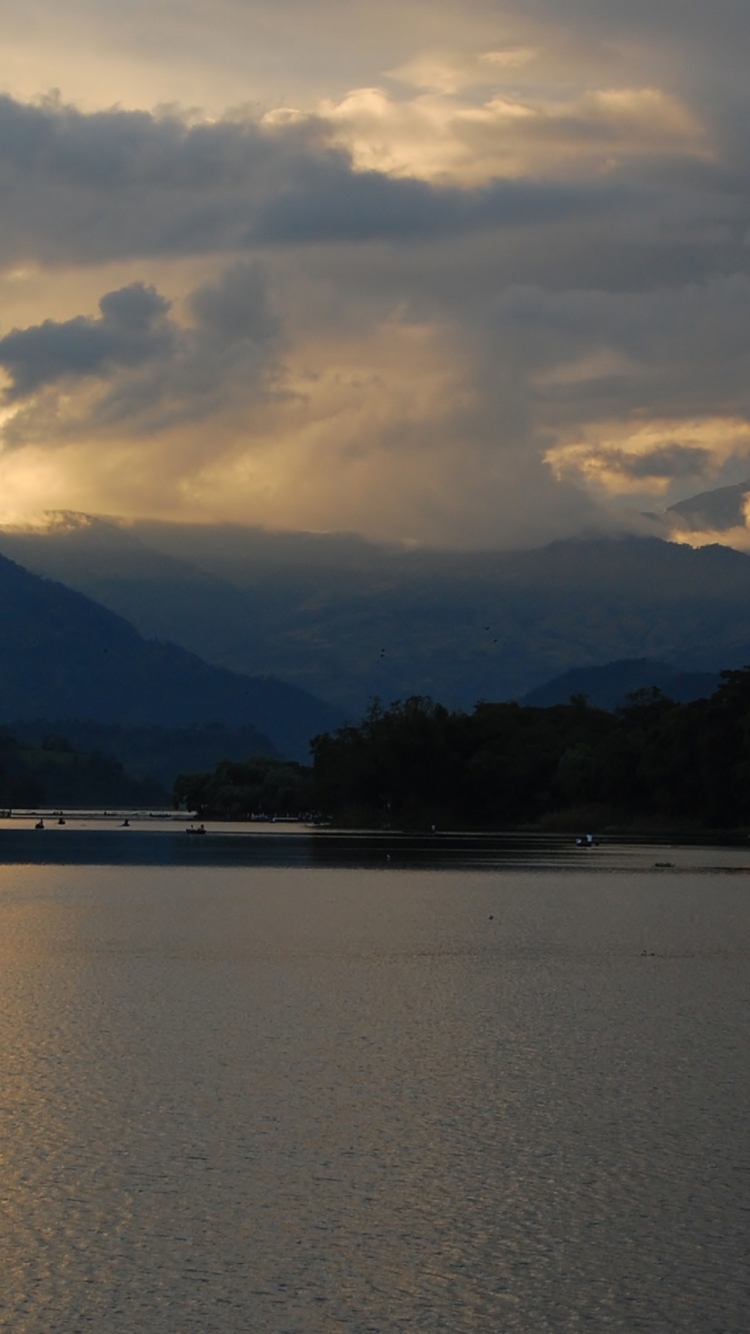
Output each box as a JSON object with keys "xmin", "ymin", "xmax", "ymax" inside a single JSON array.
[
  {"xmin": 522, "ymin": 659, "xmax": 721, "ymax": 711},
  {"xmin": 0, "ymin": 549, "xmax": 342, "ymax": 762},
  {"xmin": 4, "ymin": 508, "xmax": 750, "ymax": 716}
]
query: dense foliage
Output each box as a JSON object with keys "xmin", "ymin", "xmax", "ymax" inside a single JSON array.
[
  {"xmin": 173, "ymin": 755, "xmax": 312, "ymax": 820},
  {"xmin": 0, "ymin": 729, "xmax": 165, "ymax": 808},
  {"xmin": 311, "ymin": 672, "xmax": 750, "ymax": 828},
  {"xmin": 11, "ymin": 719, "xmax": 281, "ymax": 790},
  {"xmin": 172, "ymin": 667, "xmax": 750, "ymax": 829}
]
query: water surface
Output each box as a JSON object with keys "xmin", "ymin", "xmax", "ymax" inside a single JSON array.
[{"xmin": 0, "ymin": 843, "xmax": 748, "ymax": 1331}]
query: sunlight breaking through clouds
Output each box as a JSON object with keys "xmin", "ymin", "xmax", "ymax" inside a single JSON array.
[
  {"xmin": 546, "ymin": 418, "xmax": 750, "ymax": 497},
  {"xmin": 0, "ymin": 0, "xmax": 749, "ymax": 545},
  {"xmin": 319, "ymin": 82, "xmax": 709, "ymax": 183}
]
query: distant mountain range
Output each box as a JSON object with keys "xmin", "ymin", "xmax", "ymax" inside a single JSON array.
[
  {"xmin": 4, "ymin": 514, "xmax": 750, "ymax": 712},
  {"xmin": 522, "ymin": 658, "xmax": 720, "ymax": 710},
  {"xmin": 0, "ymin": 550, "xmax": 343, "ymax": 760}
]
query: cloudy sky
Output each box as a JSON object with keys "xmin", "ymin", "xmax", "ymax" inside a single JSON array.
[{"xmin": 0, "ymin": 0, "xmax": 749, "ymax": 546}]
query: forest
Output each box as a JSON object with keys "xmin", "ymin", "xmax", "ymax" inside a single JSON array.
[
  {"xmin": 0, "ymin": 729, "xmax": 165, "ymax": 809},
  {"xmin": 173, "ymin": 666, "xmax": 750, "ymax": 830}
]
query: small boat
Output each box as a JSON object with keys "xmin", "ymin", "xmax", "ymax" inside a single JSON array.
[
  {"xmin": 186, "ymin": 824, "xmax": 207, "ymax": 836},
  {"xmin": 35, "ymin": 819, "xmax": 45, "ymax": 830}
]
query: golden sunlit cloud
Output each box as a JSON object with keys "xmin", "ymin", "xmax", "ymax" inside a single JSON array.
[
  {"xmin": 0, "ymin": 0, "xmax": 746, "ymax": 550},
  {"xmin": 668, "ymin": 522, "xmax": 750, "ymax": 552},
  {"xmin": 388, "ymin": 47, "xmax": 538, "ymax": 95},
  {"xmin": 318, "ymin": 80, "xmax": 709, "ymax": 183},
  {"xmin": 0, "ymin": 315, "xmax": 477, "ymax": 538},
  {"xmin": 546, "ymin": 418, "xmax": 750, "ymax": 497}
]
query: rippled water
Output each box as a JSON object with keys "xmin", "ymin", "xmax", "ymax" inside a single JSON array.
[{"xmin": 0, "ymin": 841, "xmax": 748, "ymax": 1332}]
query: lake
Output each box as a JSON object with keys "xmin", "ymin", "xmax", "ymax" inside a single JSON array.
[{"xmin": 0, "ymin": 831, "xmax": 748, "ymax": 1332}]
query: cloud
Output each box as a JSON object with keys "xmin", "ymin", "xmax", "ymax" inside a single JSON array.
[
  {"xmin": 1, "ymin": 0, "xmax": 520, "ymax": 116},
  {"xmin": 390, "ymin": 47, "xmax": 538, "ymax": 96},
  {"xmin": 0, "ymin": 94, "xmax": 328, "ymax": 265},
  {"xmin": 0, "ymin": 86, "xmax": 723, "ymax": 269},
  {"xmin": 0, "ymin": 262, "xmax": 281, "ymax": 447},
  {"xmin": 3, "ymin": 259, "xmax": 750, "ymax": 546},
  {"xmin": 321, "ymin": 83, "xmax": 709, "ymax": 184},
  {"xmin": 256, "ymin": 171, "xmax": 607, "ymax": 244},
  {"xmin": 6, "ymin": 0, "xmax": 750, "ymax": 125},
  {"xmin": 546, "ymin": 417, "xmax": 750, "ymax": 496},
  {"xmin": 574, "ymin": 442, "xmax": 714, "ymax": 482},
  {"xmin": 188, "ymin": 262, "xmax": 280, "ymax": 343},
  {"xmin": 0, "ymin": 263, "xmax": 607, "ymax": 546},
  {"xmin": 1, "ymin": 1, "xmax": 750, "ymax": 549},
  {"xmin": 0, "ymin": 283, "xmax": 172, "ymax": 400}
]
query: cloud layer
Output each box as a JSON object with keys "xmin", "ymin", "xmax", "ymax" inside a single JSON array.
[{"xmin": 1, "ymin": 0, "xmax": 750, "ymax": 545}]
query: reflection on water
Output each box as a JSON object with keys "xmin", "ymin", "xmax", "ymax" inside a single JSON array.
[
  {"xmin": 0, "ymin": 852, "xmax": 748, "ymax": 1332},
  {"xmin": 1, "ymin": 820, "xmax": 750, "ymax": 870}
]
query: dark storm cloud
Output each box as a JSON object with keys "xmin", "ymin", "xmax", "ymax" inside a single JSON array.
[
  {"xmin": 0, "ymin": 93, "xmax": 640, "ymax": 266},
  {"xmin": 0, "ymin": 283, "xmax": 172, "ymax": 399},
  {"xmin": 255, "ymin": 172, "xmax": 605, "ymax": 244},
  {"xmin": 188, "ymin": 262, "xmax": 280, "ymax": 342},
  {"xmin": 0, "ymin": 263, "xmax": 280, "ymax": 441}
]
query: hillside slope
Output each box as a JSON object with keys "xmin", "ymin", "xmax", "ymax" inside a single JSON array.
[
  {"xmin": 0, "ymin": 551, "xmax": 342, "ymax": 759},
  {"xmin": 522, "ymin": 658, "xmax": 720, "ymax": 710},
  {"xmin": 5, "ymin": 518, "xmax": 750, "ymax": 710}
]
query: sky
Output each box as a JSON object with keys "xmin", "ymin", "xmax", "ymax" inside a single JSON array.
[{"xmin": 1, "ymin": 0, "xmax": 750, "ymax": 547}]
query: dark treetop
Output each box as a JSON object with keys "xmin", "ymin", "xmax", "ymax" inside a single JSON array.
[{"xmin": 175, "ymin": 667, "xmax": 750, "ymax": 830}]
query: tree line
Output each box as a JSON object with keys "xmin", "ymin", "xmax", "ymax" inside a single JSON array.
[
  {"xmin": 173, "ymin": 666, "xmax": 750, "ymax": 829},
  {"xmin": 0, "ymin": 729, "xmax": 165, "ymax": 808}
]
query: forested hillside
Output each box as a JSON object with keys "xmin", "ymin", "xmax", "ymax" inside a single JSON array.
[
  {"xmin": 6, "ymin": 517, "xmax": 750, "ymax": 712},
  {"xmin": 0, "ymin": 729, "xmax": 165, "ymax": 808},
  {"xmin": 0, "ymin": 550, "xmax": 342, "ymax": 759}
]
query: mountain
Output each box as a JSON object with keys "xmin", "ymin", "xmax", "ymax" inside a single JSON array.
[
  {"xmin": 0, "ymin": 549, "xmax": 343, "ymax": 759},
  {"xmin": 5, "ymin": 516, "xmax": 750, "ymax": 711},
  {"xmin": 522, "ymin": 658, "xmax": 720, "ymax": 710}
]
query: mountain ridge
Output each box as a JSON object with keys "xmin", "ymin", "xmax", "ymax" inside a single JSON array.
[
  {"xmin": 0, "ymin": 549, "xmax": 343, "ymax": 760},
  {"xmin": 5, "ymin": 517, "xmax": 750, "ymax": 712},
  {"xmin": 521, "ymin": 657, "xmax": 721, "ymax": 710}
]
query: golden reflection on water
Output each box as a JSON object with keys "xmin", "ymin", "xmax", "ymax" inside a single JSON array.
[{"xmin": 0, "ymin": 861, "xmax": 748, "ymax": 1332}]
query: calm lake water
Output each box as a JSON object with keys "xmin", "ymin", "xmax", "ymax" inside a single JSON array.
[{"xmin": 0, "ymin": 831, "xmax": 748, "ymax": 1332}]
